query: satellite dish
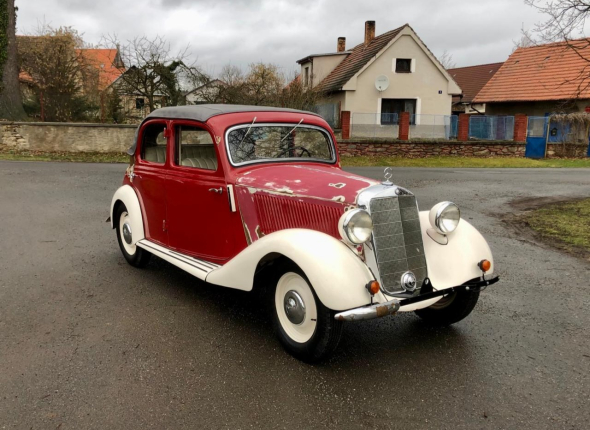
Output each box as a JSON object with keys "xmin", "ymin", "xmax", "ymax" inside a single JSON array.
[{"xmin": 375, "ymin": 75, "xmax": 389, "ymax": 92}]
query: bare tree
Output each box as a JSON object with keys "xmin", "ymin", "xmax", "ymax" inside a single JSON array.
[
  {"xmin": 104, "ymin": 35, "xmax": 207, "ymax": 112},
  {"xmin": 439, "ymin": 50, "xmax": 456, "ymax": 69},
  {"xmin": 0, "ymin": 0, "xmax": 27, "ymax": 120},
  {"xmin": 513, "ymin": 27, "xmax": 537, "ymax": 51},
  {"xmin": 525, "ymin": 0, "xmax": 590, "ymax": 42}
]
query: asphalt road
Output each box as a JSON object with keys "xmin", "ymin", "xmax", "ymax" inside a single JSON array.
[{"xmin": 1, "ymin": 161, "xmax": 589, "ymax": 429}]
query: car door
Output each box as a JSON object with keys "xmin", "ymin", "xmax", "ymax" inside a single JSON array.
[
  {"xmin": 165, "ymin": 122, "xmax": 234, "ymax": 262},
  {"xmin": 132, "ymin": 120, "xmax": 170, "ymax": 246}
]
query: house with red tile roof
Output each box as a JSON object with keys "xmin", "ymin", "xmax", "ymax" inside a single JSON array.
[
  {"xmin": 474, "ymin": 39, "xmax": 590, "ymax": 116},
  {"xmin": 296, "ymin": 21, "xmax": 461, "ymax": 127},
  {"xmin": 77, "ymin": 48, "xmax": 125, "ymax": 91},
  {"xmin": 448, "ymin": 62, "xmax": 503, "ymax": 115}
]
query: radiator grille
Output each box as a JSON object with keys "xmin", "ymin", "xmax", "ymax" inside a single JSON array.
[
  {"xmin": 254, "ymin": 193, "xmax": 343, "ymax": 238},
  {"xmin": 370, "ymin": 195, "xmax": 427, "ymax": 294}
]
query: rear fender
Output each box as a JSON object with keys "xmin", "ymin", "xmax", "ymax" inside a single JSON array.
[
  {"xmin": 206, "ymin": 229, "xmax": 382, "ymax": 311},
  {"xmin": 110, "ymin": 185, "xmax": 145, "ymax": 244}
]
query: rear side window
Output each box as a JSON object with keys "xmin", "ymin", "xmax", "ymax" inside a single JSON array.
[
  {"xmin": 141, "ymin": 124, "xmax": 167, "ymax": 164},
  {"xmin": 175, "ymin": 126, "xmax": 217, "ymax": 171}
]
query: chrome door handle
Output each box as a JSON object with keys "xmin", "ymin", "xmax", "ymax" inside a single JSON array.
[{"xmin": 209, "ymin": 187, "xmax": 223, "ymax": 194}]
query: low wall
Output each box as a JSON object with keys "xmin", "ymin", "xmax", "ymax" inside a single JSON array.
[
  {"xmin": 338, "ymin": 140, "xmax": 526, "ymax": 158},
  {"xmin": 1, "ymin": 122, "xmax": 136, "ymax": 153}
]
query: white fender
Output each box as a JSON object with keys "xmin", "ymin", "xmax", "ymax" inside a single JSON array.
[
  {"xmin": 420, "ymin": 211, "xmax": 494, "ymax": 290},
  {"xmin": 206, "ymin": 229, "xmax": 382, "ymax": 311},
  {"xmin": 110, "ymin": 185, "xmax": 145, "ymax": 244}
]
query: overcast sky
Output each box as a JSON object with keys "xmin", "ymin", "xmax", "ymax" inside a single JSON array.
[{"xmin": 17, "ymin": 0, "xmax": 552, "ymax": 76}]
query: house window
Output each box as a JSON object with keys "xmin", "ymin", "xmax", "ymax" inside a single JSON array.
[
  {"xmin": 395, "ymin": 58, "xmax": 412, "ymax": 73},
  {"xmin": 304, "ymin": 67, "xmax": 310, "ymax": 87},
  {"xmin": 135, "ymin": 98, "xmax": 145, "ymax": 110},
  {"xmin": 381, "ymin": 99, "xmax": 417, "ymax": 125}
]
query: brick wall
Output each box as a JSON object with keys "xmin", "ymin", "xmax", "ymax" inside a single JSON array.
[
  {"xmin": 0, "ymin": 122, "xmax": 136, "ymax": 153},
  {"xmin": 338, "ymin": 140, "xmax": 526, "ymax": 158}
]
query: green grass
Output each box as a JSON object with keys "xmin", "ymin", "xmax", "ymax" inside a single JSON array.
[
  {"xmin": 0, "ymin": 148, "xmax": 128, "ymax": 163},
  {"xmin": 524, "ymin": 199, "xmax": 590, "ymax": 254},
  {"xmin": 340, "ymin": 156, "xmax": 590, "ymax": 168}
]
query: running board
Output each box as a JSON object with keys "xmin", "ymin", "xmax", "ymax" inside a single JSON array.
[{"xmin": 136, "ymin": 240, "xmax": 220, "ymax": 281}]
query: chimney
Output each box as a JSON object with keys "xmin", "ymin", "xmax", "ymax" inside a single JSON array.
[
  {"xmin": 337, "ymin": 37, "xmax": 346, "ymax": 52},
  {"xmin": 364, "ymin": 21, "xmax": 376, "ymax": 46}
]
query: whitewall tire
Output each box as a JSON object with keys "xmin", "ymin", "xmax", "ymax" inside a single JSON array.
[{"xmin": 115, "ymin": 204, "xmax": 151, "ymax": 268}]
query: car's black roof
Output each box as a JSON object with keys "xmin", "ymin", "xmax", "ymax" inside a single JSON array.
[
  {"xmin": 144, "ymin": 104, "xmax": 319, "ymax": 122},
  {"xmin": 128, "ymin": 104, "xmax": 320, "ymax": 155}
]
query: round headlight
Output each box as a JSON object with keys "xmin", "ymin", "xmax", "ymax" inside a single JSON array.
[
  {"xmin": 339, "ymin": 209, "xmax": 373, "ymax": 244},
  {"xmin": 429, "ymin": 202, "xmax": 461, "ymax": 234}
]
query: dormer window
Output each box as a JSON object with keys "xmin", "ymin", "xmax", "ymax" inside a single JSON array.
[{"xmin": 396, "ymin": 58, "xmax": 412, "ymax": 73}]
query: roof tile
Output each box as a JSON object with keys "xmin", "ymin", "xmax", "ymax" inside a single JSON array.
[{"xmin": 448, "ymin": 62, "xmax": 503, "ymax": 103}]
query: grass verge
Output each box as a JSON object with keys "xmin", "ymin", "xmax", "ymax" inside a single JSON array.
[
  {"xmin": 523, "ymin": 198, "xmax": 590, "ymax": 256},
  {"xmin": 340, "ymin": 156, "xmax": 590, "ymax": 168},
  {"xmin": 0, "ymin": 148, "xmax": 128, "ymax": 163}
]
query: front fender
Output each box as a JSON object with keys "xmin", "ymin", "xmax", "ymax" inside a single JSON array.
[
  {"xmin": 110, "ymin": 185, "xmax": 145, "ymax": 244},
  {"xmin": 206, "ymin": 229, "xmax": 380, "ymax": 311},
  {"xmin": 420, "ymin": 211, "xmax": 494, "ymax": 290}
]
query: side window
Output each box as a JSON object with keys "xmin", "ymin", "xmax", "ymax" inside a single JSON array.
[
  {"xmin": 176, "ymin": 126, "xmax": 218, "ymax": 171},
  {"xmin": 141, "ymin": 123, "xmax": 167, "ymax": 164}
]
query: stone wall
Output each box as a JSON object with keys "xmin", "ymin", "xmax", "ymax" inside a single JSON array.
[
  {"xmin": 0, "ymin": 122, "xmax": 137, "ymax": 153},
  {"xmin": 338, "ymin": 140, "xmax": 526, "ymax": 158}
]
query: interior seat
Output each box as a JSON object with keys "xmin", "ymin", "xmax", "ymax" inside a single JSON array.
[
  {"xmin": 144, "ymin": 146, "xmax": 167, "ymax": 163},
  {"xmin": 180, "ymin": 145, "xmax": 218, "ymax": 170}
]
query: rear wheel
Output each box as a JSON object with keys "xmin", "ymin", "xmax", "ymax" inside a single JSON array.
[
  {"xmin": 115, "ymin": 204, "xmax": 151, "ymax": 268},
  {"xmin": 414, "ymin": 288, "xmax": 480, "ymax": 326},
  {"xmin": 272, "ymin": 263, "xmax": 342, "ymax": 362}
]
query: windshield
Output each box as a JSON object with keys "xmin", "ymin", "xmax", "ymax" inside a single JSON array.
[{"xmin": 226, "ymin": 124, "xmax": 334, "ymax": 165}]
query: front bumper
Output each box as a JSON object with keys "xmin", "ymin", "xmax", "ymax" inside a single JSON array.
[{"xmin": 334, "ymin": 275, "xmax": 500, "ymax": 322}]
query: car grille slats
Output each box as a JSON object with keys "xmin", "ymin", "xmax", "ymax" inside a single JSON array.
[{"xmin": 369, "ymin": 195, "xmax": 427, "ymax": 295}]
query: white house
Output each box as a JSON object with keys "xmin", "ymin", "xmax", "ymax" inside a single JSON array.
[{"xmin": 297, "ymin": 21, "xmax": 461, "ymax": 136}]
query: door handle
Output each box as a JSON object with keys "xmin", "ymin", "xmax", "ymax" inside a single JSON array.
[{"xmin": 209, "ymin": 187, "xmax": 223, "ymax": 194}]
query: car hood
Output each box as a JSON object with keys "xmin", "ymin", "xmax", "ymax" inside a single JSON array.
[{"xmin": 234, "ymin": 164, "xmax": 379, "ymax": 205}]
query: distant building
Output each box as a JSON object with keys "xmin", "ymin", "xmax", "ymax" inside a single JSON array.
[
  {"xmin": 296, "ymin": 21, "xmax": 461, "ymax": 124},
  {"xmin": 448, "ymin": 62, "xmax": 503, "ymax": 115},
  {"xmin": 474, "ymin": 39, "xmax": 590, "ymax": 116}
]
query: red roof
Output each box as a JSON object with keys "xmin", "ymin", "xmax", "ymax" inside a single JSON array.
[
  {"xmin": 77, "ymin": 49, "xmax": 125, "ymax": 91},
  {"xmin": 448, "ymin": 62, "xmax": 503, "ymax": 103},
  {"xmin": 317, "ymin": 25, "xmax": 406, "ymax": 93},
  {"xmin": 19, "ymin": 71, "xmax": 33, "ymax": 84},
  {"xmin": 474, "ymin": 39, "xmax": 590, "ymax": 103}
]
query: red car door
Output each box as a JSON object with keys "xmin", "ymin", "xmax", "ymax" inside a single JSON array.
[
  {"xmin": 133, "ymin": 120, "xmax": 170, "ymax": 246},
  {"xmin": 165, "ymin": 122, "xmax": 234, "ymax": 262}
]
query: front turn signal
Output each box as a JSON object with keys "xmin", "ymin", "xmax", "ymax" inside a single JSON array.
[
  {"xmin": 366, "ymin": 280, "xmax": 380, "ymax": 295},
  {"xmin": 478, "ymin": 260, "xmax": 491, "ymax": 272}
]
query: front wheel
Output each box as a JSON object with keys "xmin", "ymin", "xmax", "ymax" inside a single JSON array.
[
  {"xmin": 414, "ymin": 288, "xmax": 480, "ymax": 326},
  {"xmin": 272, "ymin": 264, "xmax": 343, "ymax": 362}
]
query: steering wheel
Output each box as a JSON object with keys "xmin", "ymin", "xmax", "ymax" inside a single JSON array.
[{"xmin": 277, "ymin": 146, "xmax": 312, "ymax": 158}]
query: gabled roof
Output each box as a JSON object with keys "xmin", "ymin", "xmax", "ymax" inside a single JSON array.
[
  {"xmin": 77, "ymin": 49, "xmax": 125, "ymax": 91},
  {"xmin": 448, "ymin": 62, "xmax": 503, "ymax": 103},
  {"xmin": 317, "ymin": 25, "xmax": 406, "ymax": 93},
  {"xmin": 474, "ymin": 39, "xmax": 590, "ymax": 103}
]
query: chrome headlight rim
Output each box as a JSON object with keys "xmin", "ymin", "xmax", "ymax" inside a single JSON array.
[
  {"xmin": 432, "ymin": 201, "xmax": 461, "ymax": 235},
  {"xmin": 340, "ymin": 208, "xmax": 374, "ymax": 244}
]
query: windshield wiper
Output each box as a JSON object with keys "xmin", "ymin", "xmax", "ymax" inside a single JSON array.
[
  {"xmin": 238, "ymin": 116, "xmax": 257, "ymax": 146},
  {"xmin": 280, "ymin": 118, "xmax": 304, "ymax": 142}
]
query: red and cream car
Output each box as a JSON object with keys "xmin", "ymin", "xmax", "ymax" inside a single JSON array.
[{"xmin": 110, "ymin": 105, "xmax": 498, "ymax": 362}]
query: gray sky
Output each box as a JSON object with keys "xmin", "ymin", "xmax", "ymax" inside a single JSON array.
[{"xmin": 17, "ymin": 0, "xmax": 550, "ymax": 76}]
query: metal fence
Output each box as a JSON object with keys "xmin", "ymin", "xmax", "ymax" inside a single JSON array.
[
  {"xmin": 311, "ymin": 103, "xmax": 340, "ymax": 129},
  {"xmin": 410, "ymin": 114, "xmax": 458, "ymax": 139},
  {"xmin": 350, "ymin": 112, "xmax": 399, "ymax": 138},
  {"xmin": 469, "ymin": 116, "xmax": 514, "ymax": 140}
]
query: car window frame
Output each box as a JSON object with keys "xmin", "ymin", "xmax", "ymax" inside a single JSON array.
[
  {"xmin": 136, "ymin": 119, "xmax": 171, "ymax": 168},
  {"xmin": 169, "ymin": 120, "xmax": 222, "ymax": 177},
  {"xmin": 224, "ymin": 122, "xmax": 337, "ymax": 168}
]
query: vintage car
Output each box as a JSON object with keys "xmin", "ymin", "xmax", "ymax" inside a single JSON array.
[{"xmin": 110, "ymin": 105, "xmax": 499, "ymax": 362}]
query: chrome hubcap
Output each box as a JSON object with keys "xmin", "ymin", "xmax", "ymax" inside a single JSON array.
[
  {"xmin": 284, "ymin": 290, "xmax": 306, "ymax": 325},
  {"xmin": 122, "ymin": 222, "xmax": 133, "ymax": 245},
  {"xmin": 401, "ymin": 271, "xmax": 417, "ymax": 292}
]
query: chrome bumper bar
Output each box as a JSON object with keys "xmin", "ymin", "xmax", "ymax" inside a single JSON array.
[
  {"xmin": 334, "ymin": 299, "xmax": 400, "ymax": 322},
  {"xmin": 334, "ymin": 275, "xmax": 500, "ymax": 322}
]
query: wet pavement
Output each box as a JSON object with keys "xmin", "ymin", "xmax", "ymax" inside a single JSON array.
[{"xmin": 1, "ymin": 161, "xmax": 589, "ymax": 429}]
